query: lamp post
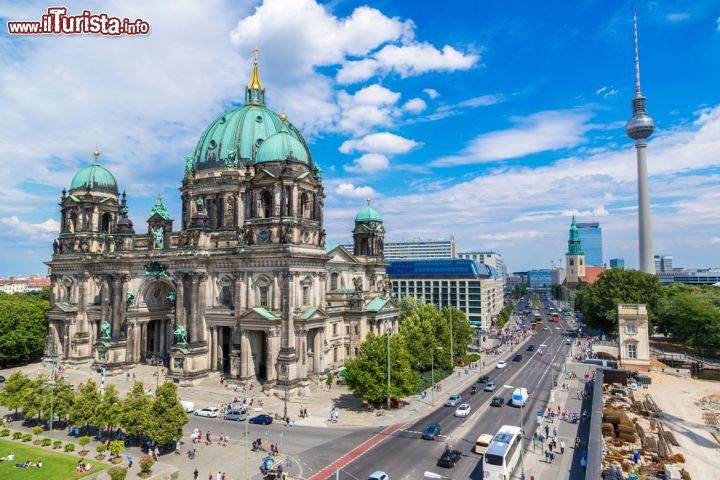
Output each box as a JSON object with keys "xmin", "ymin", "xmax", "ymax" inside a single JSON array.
[
  {"xmin": 431, "ymin": 346, "xmax": 443, "ymax": 407},
  {"xmin": 449, "ymin": 311, "xmax": 454, "ymax": 371},
  {"xmin": 506, "ymin": 383, "xmax": 525, "ymax": 479},
  {"xmin": 46, "ymin": 333, "xmax": 58, "ymax": 438}
]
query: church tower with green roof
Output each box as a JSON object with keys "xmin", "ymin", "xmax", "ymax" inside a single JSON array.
[{"xmin": 565, "ymin": 216, "xmax": 585, "ymax": 284}]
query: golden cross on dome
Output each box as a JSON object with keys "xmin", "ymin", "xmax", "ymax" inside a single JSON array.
[
  {"xmin": 92, "ymin": 147, "xmax": 100, "ymax": 160},
  {"xmin": 156, "ymin": 193, "xmax": 164, "ymax": 204},
  {"xmin": 253, "ymin": 47, "xmax": 259, "ymax": 65},
  {"xmin": 367, "ymin": 198, "xmax": 372, "ymax": 206}
]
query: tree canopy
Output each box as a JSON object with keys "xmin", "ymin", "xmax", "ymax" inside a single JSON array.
[
  {"xmin": 658, "ymin": 284, "xmax": 720, "ymax": 356},
  {"xmin": 145, "ymin": 382, "xmax": 187, "ymax": 446},
  {"xmin": 575, "ymin": 268, "xmax": 662, "ymax": 332},
  {"xmin": 0, "ymin": 291, "xmax": 49, "ymax": 366},
  {"xmin": 120, "ymin": 382, "xmax": 151, "ymax": 437}
]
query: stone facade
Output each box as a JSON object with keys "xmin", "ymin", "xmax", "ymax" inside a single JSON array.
[
  {"xmin": 617, "ymin": 303, "xmax": 650, "ymax": 371},
  {"xmin": 45, "ymin": 57, "xmax": 398, "ymax": 396}
]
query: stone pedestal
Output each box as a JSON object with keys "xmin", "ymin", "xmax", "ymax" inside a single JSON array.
[
  {"xmin": 168, "ymin": 342, "xmax": 209, "ymax": 386},
  {"xmin": 93, "ymin": 338, "xmax": 128, "ymax": 375}
]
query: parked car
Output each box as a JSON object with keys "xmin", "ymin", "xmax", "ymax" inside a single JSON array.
[
  {"xmin": 180, "ymin": 401, "xmax": 195, "ymax": 413},
  {"xmin": 474, "ymin": 434, "xmax": 494, "ymax": 455},
  {"xmin": 422, "ymin": 423, "xmax": 442, "ymax": 440},
  {"xmin": 484, "ymin": 382, "xmax": 495, "ymax": 392},
  {"xmin": 526, "ymin": 344, "xmax": 536, "ymax": 351},
  {"xmin": 513, "ymin": 354, "xmax": 522, "ymax": 362},
  {"xmin": 223, "ymin": 410, "xmax": 247, "ymax": 421},
  {"xmin": 194, "ymin": 407, "xmax": 218, "ymax": 418},
  {"xmin": 478, "ymin": 375, "xmax": 490, "ymax": 383},
  {"xmin": 490, "ymin": 395, "xmax": 505, "ymax": 407},
  {"xmin": 496, "ymin": 360, "xmax": 507, "ymax": 369},
  {"xmin": 248, "ymin": 414, "xmax": 273, "ymax": 425},
  {"xmin": 445, "ymin": 394, "xmax": 462, "ymax": 407},
  {"xmin": 437, "ymin": 448, "xmax": 462, "ymax": 468},
  {"xmin": 368, "ymin": 472, "xmax": 389, "ymax": 480},
  {"xmin": 454, "ymin": 404, "xmax": 471, "ymax": 418}
]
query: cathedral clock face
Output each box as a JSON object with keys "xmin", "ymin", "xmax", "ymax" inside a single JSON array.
[{"xmin": 259, "ymin": 230, "xmax": 270, "ymax": 242}]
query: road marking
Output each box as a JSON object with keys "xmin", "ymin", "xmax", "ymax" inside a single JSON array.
[{"xmin": 308, "ymin": 422, "xmax": 405, "ymax": 480}]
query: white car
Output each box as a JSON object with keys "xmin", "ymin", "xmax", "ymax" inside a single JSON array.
[
  {"xmin": 445, "ymin": 394, "xmax": 462, "ymax": 407},
  {"xmin": 194, "ymin": 407, "xmax": 219, "ymax": 418},
  {"xmin": 454, "ymin": 403, "xmax": 471, "ymax": 418},
  {"xmin": 368, "ymin": 472, "xmax": 389, "ymax": 480},
  {"xmin": 496, "ymin": 360, "xmax": 507, "ymax": 369}
]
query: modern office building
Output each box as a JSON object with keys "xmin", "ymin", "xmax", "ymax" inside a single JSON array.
[
  {"xmin": 527, "ymin": 269, "xmax": 553, "ymax": 290},
  {"xmin": 654, "ymin": 255, "xmax": 673, "ymax": 273},
  {"xmin": 659, "ymin": 269, "xmax": 720, "ymax": 286},
  {"xmin": 609, "ymin": 258, "xmax": 625, "ymax": 269},
  {"xmin": 387, "ymin": 259, "xmax": 503, "ymax": 329},
  {"xmin": 576, "ymin": 222, "xmax": 603, "ymax": 266},
  {"xmin": 342, "ymin": 239, "xmax": 455, "ymax": 261},
  {"xmin": 457, "ymin": 251, "xmax": 506, "ymax": 279},
  {"xmin": 551, "ymin": 268, "xmax": 566, "ymax": 286}
]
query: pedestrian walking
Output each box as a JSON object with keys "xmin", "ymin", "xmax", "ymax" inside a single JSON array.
[
  {"xmin": 544, "ymin": 450, "xmax": 550, "ymax": 463},
  {"xmin": 550, "ymin": 451, "xmax": 555, "ymax": 464},
  {"xmin": 553, "ymin": 426, "xmax": 557, "ymax": 437},
  {"xmin": 206, "ymin": 431, "xmax": 211, "ymax": 446},
  {"xmin": 548, "ymin": 442, "xmax": 554, "ymax": 453},
  {"xmin": 216, "ymin": 471, "xmax": 222, "ymax": 480},
  {"xmin": 222, "ymin": 473, "xmax": 226, "ymax": 480},
  {"xmin": 193, "ymin": 468, "xmax": 199, "ymax": 480},
  {"xmin": 560, "ymin": 440, "xmax": 565, "ymax": 454},
  {"xmin": 304, "ymin": 407, "xmax": 308, "ymax": 418},
  {"xmin": 545, "ymin": 424, "xmax": 549, "ymax": 438}
]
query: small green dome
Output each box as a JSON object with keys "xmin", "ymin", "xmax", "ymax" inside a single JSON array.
[
  {"xmin": 255, "ymin": 130, "xmax": 309, "ymax": 164},
  {"xmin": 355, "ymin": 203, "xmax": 383, "ymax": 223},
  {"xmin": 69, "ymin": 162, "xmax": 118, "ymax": 194},
  {"xmin": 191, "ymin": 105, "xmax": 311, "ymax": 170}
]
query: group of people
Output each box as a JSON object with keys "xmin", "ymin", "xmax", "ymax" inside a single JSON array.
[
  {"xmin": 328, "ymin": 407, "xmax": 340, "ymax": 423},
  {"xmin": 192, "ymin": 470, "xmax": 228, "ymax": 480},
  {"xmin": 191, "ymin": 428, "xmax": 228, "ymax": 446},
  {"xmin": 75, "ymin": 459, "xmax": 92, "ymax": 473}
]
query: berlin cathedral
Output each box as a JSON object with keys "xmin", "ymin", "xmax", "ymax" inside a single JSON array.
[{"xmin": 46, "ymin": 53, "xmax": 398, "ymax": 397}]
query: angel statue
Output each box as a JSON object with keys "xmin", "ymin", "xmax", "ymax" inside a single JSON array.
[
  {"xmin": 174, "ymin": 325, "xmax": 188, "ymax": 345},
  {"xmin": 99, "ymin": 321, "xmax": 111, "ymax": 339},
  {"xmin": 153, "ymin": 227, "xmax": 164, "ymax": 249}
]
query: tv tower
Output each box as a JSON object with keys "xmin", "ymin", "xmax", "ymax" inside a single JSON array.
[{"xmin": 625, "ymin": 11, "xmax": 656, "ymax": 274}]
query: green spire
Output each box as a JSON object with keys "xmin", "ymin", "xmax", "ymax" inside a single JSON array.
[{"xmin": 567, "ymin": 215, "xmax": 583, "ymax": 255}]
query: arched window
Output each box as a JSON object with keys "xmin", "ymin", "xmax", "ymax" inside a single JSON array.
[
  {"xmin": 255, "ymin": 275, "xmax": 272, "ymax": 308},
  {"xmin": 101, "ymin": 212, "xmax": 112, "ymax": 233},
  {"xmin": 285, "ymin": 187, "xmax": 292, "ymax": 216},
  {"xmin": 259, "ymin": 287, "xmax": 269, "ymax": 307},
  {"xmin": 330, "ymin": 272, "xmax": 339, "ymax": 290},
  {"xmin": 261, "ymin": 190, "xmax": 273, "ymax": 218},
  {"xmin": 67, "ymin": 211, "xmax": 77, "ymax": 233},
  {"xmin": 303, "ymin": 286, "xmax": 310, "ymax": 306},
  {"xmin": 300, "ymin": 192, "xmax": 309, "ymax": 219}
]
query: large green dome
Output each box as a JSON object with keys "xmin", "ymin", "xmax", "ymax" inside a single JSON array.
[
  {"xmin": 190, "ymin": 55, "xmax": 311, "ymax": 171},
  {"xmin": 256, "ymin": 129, "xmax": 309, "ymax": 164},
  {"xmin": 69, "ymin": 161, "xmax": 118, "ymax": 194}
]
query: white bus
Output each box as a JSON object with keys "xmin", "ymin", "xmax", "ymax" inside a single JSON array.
[{"xmin": 483, "ymin": 425, "xmax": 523, "ymax": 480}]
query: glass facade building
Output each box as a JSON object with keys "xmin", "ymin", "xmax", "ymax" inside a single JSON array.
[
  {"xmin": 609, "ymin": 258, "xmax": 625, "ymax": 269},
  {"xmin": 527, "ymin": 269, "xmax": 553, "ymax": 290},
  {"xmin": 342, "ymin": 239, "xmax": 455, "ymax": 261},
  {"xmin": 576, "ymin": 222, "xmax": 603, "ymax": 266},
  {"xmin": 387, "ymin": 259, "xmax": 503, "ymax": 329}
]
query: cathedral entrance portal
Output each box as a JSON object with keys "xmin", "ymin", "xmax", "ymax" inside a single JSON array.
[{"xmin": 248, "ymin": 330, "xmax": 268, "ymax": 382}]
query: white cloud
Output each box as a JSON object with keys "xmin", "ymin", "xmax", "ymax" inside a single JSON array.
[
  {"xmin": 339, "ymin": 132, "xmax": 420, "ymax": 155},
  {"xmin": 476, "ymin": 231, "xmax": 547, "ymax": 241},
  {"xmin": 666, "ymin": 13, "xmax": 690, "ymax": 22},
  {"xmin": 334, "ymin": 183, "xmax": 377, "ymax": 198},
  {"xmin": 336, "ymin": 59, "xmax": 379, "ymax": 84},
  {"xmin": 596, "ymin": 86, "xmax": 608, "ymax": 95},
  {"xmin": 596, "ymin": 86, "xmax": 619, "ymax": 98},
  {"xmin": 432, "ymin": 110, "xmax": 593, "ymax": 166},
  {"xmin": 423, "ymin": 88, "xmax": 440, "ymax": 99},
  {"xmin": 336, "ymin": 84, "xmax": 401, "ymax": 135},
  {"xmin": 1, "ymin": 216, "xmax": 60, "ymax": 239},
  {"xmin": 402, "ymin": 98, "xmax": 427, "ymax": 114},
  {"xmin": 562, "ymin": 206, "xmax": 609, "ymax": 218},
  {"xmin": 344, "ymin": 153, "xmax": 390, "ymax": 173}
]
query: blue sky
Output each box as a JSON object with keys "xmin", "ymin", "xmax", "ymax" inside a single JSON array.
[{"xmin": 1, "ymin": 0, "xmax": 719, "ymax": 275}]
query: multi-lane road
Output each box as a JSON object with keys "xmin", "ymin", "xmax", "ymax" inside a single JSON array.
[{"xmin": 329, "ymin": 295, "xmax": 573, "ymax": 480}]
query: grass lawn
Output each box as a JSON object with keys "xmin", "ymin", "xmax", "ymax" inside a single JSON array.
[{"xmin": 0, "ymin": 438, "xmax": 107, "ymax": 480}]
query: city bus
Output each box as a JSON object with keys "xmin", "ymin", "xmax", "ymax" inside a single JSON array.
[{"xmin": 483, "ymin": 425, "xmax": 523, "ymax": 480}]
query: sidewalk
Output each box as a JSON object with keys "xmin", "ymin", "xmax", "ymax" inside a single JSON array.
[{"xmin": 520, "ymin": 349, "xmax": 594, "ymax": 480}]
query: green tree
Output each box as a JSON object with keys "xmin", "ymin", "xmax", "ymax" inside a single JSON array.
[
  {"xmin": 145, "ymin": 382, "xmax": 187, "ymax": 446},
  {"xmin": 495, "ymin": 303, "xmax": 514, "ymax": 328},
  {"xmin": 120, "ymin": 382, "xmax": 151, "ymax": 438},
  {"xmin": 442, "ymin": 308, "xmax": 474, "ymax": 365},
  {"xmin": 0, "ymin": 370, "xmax": 30, "ymax": 420},
  {"xmin": 21, "ymin": 376, "xmax": 48, "ymax": 422},
  {"xmin": 70, "ymin": 379, "xmax": 101, "ymax": 432},
  {"xmin": 108, "ymin": 439, "xmax": 125, "ymax": 459},
  {"xmin": 659, "ymin": 284, "xmax": 720, "ymax": 356},
  {"xmin": 511, "ymin": 284, "xmax": 528, "ymax": 300},
  {"xmin": 94, "ymin": 384, "xmax": 123, "ymax": 439},
  {"xmin": 399, "ymin": 303, "xmax": 442, "ymax": 371},
  {"xmin": 398, "ymin": 295, "xmax": 423, "ymax": 321},
  {"xmin": 51, "ymin": 380, "xmax": 76, "ymax": 424},
  {"xmin": 345, "ymin": 333, "xmax": 419, "ymax": 404},
  {"xmin": 575, "ymin": 269, "xmax": 662, "ymax": 332},
  {"xmin": 0, "ymin": 292, "xmax": 48, "ymax": 365},
  {"xmin": 78, "ymin": 435, "xmax": 91, "ymax": 453}
]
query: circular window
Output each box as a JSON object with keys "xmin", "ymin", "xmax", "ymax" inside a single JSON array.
[
  {"xmin": 255, "ymin": 115, "xmax": 263, "ymax": 123},
  {"xmin": 209, "ymin": 140, "xmax": 217, "ymax": 149},
  {"xmin": 218, "ymin": 116, "xmax": 226, "ymax": 124},
  {"xmin": 256, "ymin": 138, "xmax": 264, "ymax": 147}
]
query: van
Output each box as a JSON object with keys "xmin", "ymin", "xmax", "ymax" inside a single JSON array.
[
  {"xmin": 180, "ymin": 400, "xmax": 195, "ymax": 413},
  {"xmin": 474, "ymin": 433, "xmax": 494, "ymax": 454},
  {"xmin": 511, "ymin": 388, "xmax": 528, "ymax": 407}
]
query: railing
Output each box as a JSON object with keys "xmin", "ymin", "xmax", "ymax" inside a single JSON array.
[{"xmin": 650, "ymin": 346, "xmax": 720, "ymax": 367}]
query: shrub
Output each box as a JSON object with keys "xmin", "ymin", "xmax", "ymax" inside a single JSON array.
[
  {"xmin": 108, "ymin": 439, "xmax": 125, "ymax": 458},
  {"xmin": 79, "ymin": 435, "xmax": 91, "ymax": 449},
  {"xmin": 22, "ymin": 433, "xmax": 32, "ymax": 442},
  {"xmin": 0, "ymin": 428, "xmax": 9, "ymax": 437},
  {"xmin": 12, "ymin": 431, "xmax": 22, "ymax": 440},
  {"xmin": 64, "ymin": 443, "xmax": 75, "ymax": 452},
  {"xmin": 53, "ymin": 439, "xmax": 62, "ymax": 449},
  {"xmin": 32, "ymin": 426, "xmax": 43, "ymax": 438},
  {"xmin": 108, "ymin": 466, "xmax": 128, "ymax": 480},
  {"xmin": 139, "ymin": 454, "xmax": 154, "ymax": 473},
  {"xmin": 96, "ymin": 444, "xmax": 107, "ymax": 453},
  {"xmin": 41, "ymin": 438, "xmax": 51, "ymax": 447}
]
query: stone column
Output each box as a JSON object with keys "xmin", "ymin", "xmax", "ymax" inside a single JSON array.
[
  {"xmin": 175, "ymin": 273, "xmax": 185, "ymax": 330},
  {"xmin": 111, "ymin": 276, "xmax": 122, "ymax": 338},
  {"xmin": 318, "ymin": 273, "xmax": 327, "ymax": 308},
  {"xmin": 266, "ymin": 329, "xmax": 279, "ymax": 382},
  {"xmin": 240, "ymin": 329, "xmax": 249, "ymax": 379},
  {"xmin": 233, "ymin": 274, "xmax": 242, "ymax": 312},
  {"xmin": 158, "ymin": 320, "xmax": 165, "ymax": 353},
  {"xmin": 210, "ymin": 327, "xmax": 217, "ymax": 371},
  {"xmin": 291, "ymin": 185, "xmax": 299, "ymax": 217},
  {"xmin": 272, "ymin": 272, "xmax": 280, "ymax": 310},
  {"xmin": 218, "ymin": 328, "xmax": 224, "ymax": 371},
  {"xmin": 197, "ymin": 273, "xmax": 208, "ymax": 343},
  {"xmin": 100, "ymin": 275, "xmax": 109, "ymax": 326},
  {"xmin": 315, "ymin": 328, "xmax": 325, "ymax": 374},
  {"xmin": 189, "ymin": 274, "xmax": 199, "ymax": 343},
  {"xmin": 140, "ymin": 322, "xmax": 147, "ymax": 357}
]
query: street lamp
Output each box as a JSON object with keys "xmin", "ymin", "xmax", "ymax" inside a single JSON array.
[
  {"xmin": 45, "ymin": 333, "xmax": 58, "ymax": 438},
  {"xmin": 431, "ymin": 346, "xmax": 443, "ymax": 407},
  {"xmin": 386, "ymin": 325, "xmax": 392, "ymax": 411}
]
